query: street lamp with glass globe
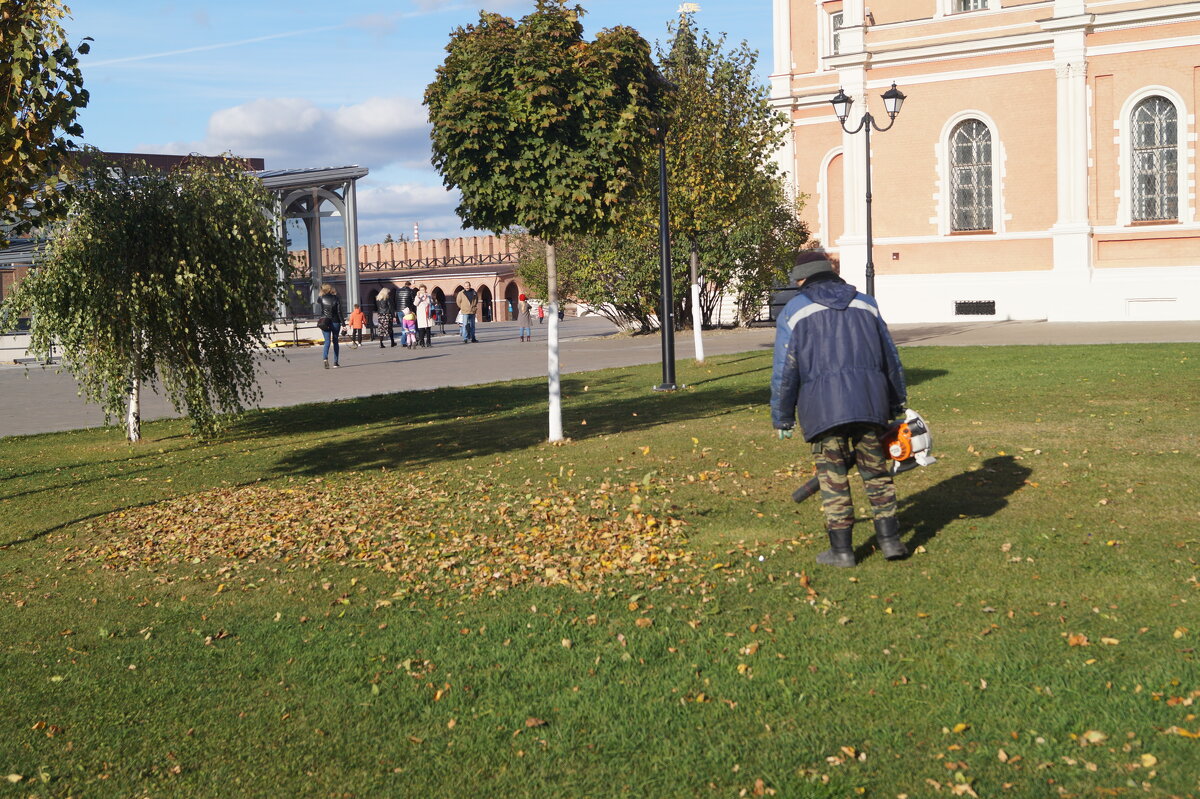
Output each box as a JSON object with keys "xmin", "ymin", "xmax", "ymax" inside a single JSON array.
[{"xmin": 830, "ymin": 82, "xmax": 905, "ymax": 297}]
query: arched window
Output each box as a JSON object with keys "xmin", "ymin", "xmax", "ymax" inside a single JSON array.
[
  {"xmin": 1130, "ymin": 96, "xmax": 1178, "ymax": 221},
  {"xmin": 950, "ymin": 119, "xmax": 992, "ymax": 231}
]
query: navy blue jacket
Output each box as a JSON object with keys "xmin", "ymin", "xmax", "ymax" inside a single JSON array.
[{"xmin": 770, "ymin": 276, "xmax": 906, "ymax": 442}]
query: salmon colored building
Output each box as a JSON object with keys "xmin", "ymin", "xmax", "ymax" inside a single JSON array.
[
  {"xmin": 770, "ymin": 0, "xmax": 1200, "ymax": 322},
  {"xmin": 290, "ymin": 234, "xmax": 529, "ymax": 323}
]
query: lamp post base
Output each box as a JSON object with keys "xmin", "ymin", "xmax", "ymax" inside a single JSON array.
[{"xmin": 654, "ymin": 383, "xmax": 679, "ymax": 392}]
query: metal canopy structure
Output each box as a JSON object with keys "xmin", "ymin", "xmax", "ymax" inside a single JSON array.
[{"xmin": 257, "ymin": 165, "xmax": 369, "ymax": 316}]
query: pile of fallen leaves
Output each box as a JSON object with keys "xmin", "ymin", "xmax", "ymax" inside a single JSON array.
[{"xmin": 65, "ymin": 475, "xmax": 697, "ymax": 596}]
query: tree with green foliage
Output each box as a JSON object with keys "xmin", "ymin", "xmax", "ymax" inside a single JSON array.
[
  {"xmin": 0, "ymin": 156, "xmax": 290, "ymax": 442},
  {"xmin": 517, "ymin": 13, "xmax": 807, "ymax": 336},
  {"xmin": 425, "ymin": 0, "xmax": 664, "ymax": 441},
  {"xmin": 1, "ymin": 0, "xmax": 90, "ymax": 245}
]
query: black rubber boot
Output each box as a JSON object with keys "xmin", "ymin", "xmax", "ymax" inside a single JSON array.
[
  {"xmin": 874, "ymin": 516, "xmax": 908, "ymax": 560},
  {"xmin": 816, "ymin": 524, "xmax": 856, "ymax": 568}
]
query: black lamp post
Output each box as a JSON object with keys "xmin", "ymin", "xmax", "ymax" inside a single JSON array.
[
  {"xmin": 654, "ymin": 129, "xmax": 677, "ymax": 392},
  {"xmin": 830, "ymin": 82, "xmax": 905, "ymax": 297}
]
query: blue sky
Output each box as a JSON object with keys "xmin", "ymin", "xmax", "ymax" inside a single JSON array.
[{"xmin": 64, "ymin": 1, "xmax": 774, "ymax": 243}]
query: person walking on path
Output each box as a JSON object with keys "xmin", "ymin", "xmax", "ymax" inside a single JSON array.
[
  {"xmin": 537, "ymin": 303, "xmax": 544, "ymax": 325},
  {"xmin": 395, "ymin": 281, "xmax": 416, "ymax": 318},
  {"xmin": 347, "ymin": 304, "xmax": 366, "ymax": 348},
  {"xmin": 456, "ymin": 282, "xmax": 479, "ymax": 344},
  {"xmin": 770, "ymin": 256, "xmax": 909, "ymax": 568},
  {"xmin": 414, "ymin": 284, "xmax": 434, "ymax": 348},
  {"xmin": 318, "ymin": 283, "xmax": 344, "ymax": 369},
  {"xmin": 376, "ymin": 286, "xmax": 396, "ymax": 348},
  {"xmin": 517, "ymin": 293, "xmax": 533, "ymax": 342}
]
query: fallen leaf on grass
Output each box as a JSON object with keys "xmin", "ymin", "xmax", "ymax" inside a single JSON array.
[
  {"xmin": 1067, "ymin": 633, "xmax": 1090, "ymax": 647},
  {"xmin": 1165, "ymin": 726, "xmax": 1200, "ymax": 738},
  {"xmin": 65, "ymin": 477, "xmax": 697, "ymax": 598},
  {"xmin": 1079, "ymin": 729, "xmax": 1107, "ymax": 745},
  {"xmin": 525, "ymin": 717, "xmax": 548, "ymax": 728}
]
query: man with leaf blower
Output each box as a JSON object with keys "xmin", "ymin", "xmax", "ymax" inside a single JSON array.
[{"xmin": 771, "ymin": 255, "xmax": 909, "ymax": 567}]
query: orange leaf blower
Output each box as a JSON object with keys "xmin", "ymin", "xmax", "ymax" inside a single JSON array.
[{"xmin": 792, "ymin": 409, "xmax": 937, "ymax": 503}]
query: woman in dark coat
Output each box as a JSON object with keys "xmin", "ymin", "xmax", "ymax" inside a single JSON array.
[
  {"xmin": 376, "ymin": 286, "xmax": 396, "ymax": 348},
  {"xmin": 319, "ymin": 283, "xmax": 344, "ymax": 369}
]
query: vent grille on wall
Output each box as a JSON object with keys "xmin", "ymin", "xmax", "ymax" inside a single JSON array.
[{"xmin": 955, "ymin": 301, "xmax": 996, "ymax": 316}]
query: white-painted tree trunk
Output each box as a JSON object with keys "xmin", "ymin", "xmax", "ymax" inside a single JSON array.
[
  {"xmin": 126, "ymin": 347, "xmax": 141, "ymax": 443},
  {"xmin": 545, "ymin": 241, "xmax": 563, "ymax": 442}
]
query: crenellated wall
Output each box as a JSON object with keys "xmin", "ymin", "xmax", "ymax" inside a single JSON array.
[{"xmin": 290, "ymin": 234, "xmax": 515, "ymax": 273}]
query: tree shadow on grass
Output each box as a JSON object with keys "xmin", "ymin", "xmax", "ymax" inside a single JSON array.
[
  {"xmin": 857, "ymin": 455, "xmax": 1032, "ymax": 560},
  {"xmin": 261, "ymin": 372, "xmax": 769, "ymax": 479}
]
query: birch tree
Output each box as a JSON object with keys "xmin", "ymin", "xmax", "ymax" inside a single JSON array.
[
  {"xmin": 0, "ymin": 155, "xmax": 289, "ymax": 441},
  {"xmin": 425, "ymin": 0, "xmax": 663, "ymax": 441}
]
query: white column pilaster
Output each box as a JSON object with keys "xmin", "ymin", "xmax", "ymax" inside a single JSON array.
[
  {"xmin": 344, "ymin": 180, "xmax": 361, "ymax": 312},
  {"xmin": 1045, "ymin": 14, "xmax": 1094, "ymax": 288},
  {"xmin": 770, "ymin": 0, "xmax": 792, "ymax": 98},
  {"xmin": 837, "ymin": 68, "xmax": 869, "ymax": 291}
]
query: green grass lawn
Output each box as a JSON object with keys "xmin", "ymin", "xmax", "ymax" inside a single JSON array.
[{"xmin": 2, "ymin": 343, "xmax": 1198, "ymax": 798}]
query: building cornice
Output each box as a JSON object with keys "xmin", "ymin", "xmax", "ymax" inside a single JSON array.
[{"xmin": 816, "ymin": 2, "xmax": 1200, "ymax": 72}]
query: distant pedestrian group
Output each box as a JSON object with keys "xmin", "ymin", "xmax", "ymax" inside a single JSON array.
[{"xmin": 320, "ymin": 283, "xmax": 553, "ymax": 369}]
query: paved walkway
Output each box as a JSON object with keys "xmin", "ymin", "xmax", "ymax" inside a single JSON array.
[{"xmin": 2, "ymin": 317, "xmax": 1198, "ymax": 438}]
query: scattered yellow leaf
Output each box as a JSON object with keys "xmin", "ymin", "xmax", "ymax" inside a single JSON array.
[
  {"xmin": 1080, "ymin": 729, "xmax": 1107, "ymax": 745},
  {"xmin": 1100, "ymin": 637, "xmax": 1119, "ymax": 646},
  {"xmin": 952, "ymin": 722, "xmax": 970, "ymax": 733},
  {"xmin": 1139, "ymin": 753, "xmax": 1157, "ymax": 767}
]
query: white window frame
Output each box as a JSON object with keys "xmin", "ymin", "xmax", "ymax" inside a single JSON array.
[
  {"xmin": 820, "ymin": 7, "xmax": 844, "ymax": 68},
  {"xmin": 1117, "ymin": 87, "xmax": 1191, "ymax": 227},
  {"xmin": 948, "ymin": 119, "xmax": 994, "ymax": 231},
  {"xmin": 935, "ymin": 111, "xmax": 1006, "ymax": 236},
  {"xmin": 935, "ymin": 0, "xmax": 993, "ymax": 17}
]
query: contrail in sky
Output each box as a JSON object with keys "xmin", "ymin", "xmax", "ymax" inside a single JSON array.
[
  {"xmin": 87, "ymin": 6, "xmax": 472, "ymax": 68},
  {"xmin": 88, "ymin": 25, "xmax": 348, "ymax": 67}
]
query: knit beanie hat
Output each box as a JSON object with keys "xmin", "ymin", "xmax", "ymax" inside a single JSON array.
[{"xmin": 789, "ymin": 256, "xmax": 836, "ymax": 284}]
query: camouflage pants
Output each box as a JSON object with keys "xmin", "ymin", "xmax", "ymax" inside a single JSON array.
[{"xmin": 812, "ymin": 424, "xmax": 897, "ymax": 531}]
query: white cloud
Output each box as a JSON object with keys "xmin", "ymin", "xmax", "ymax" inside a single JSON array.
[
  {"xmin": 156, "ymin": 96, "xmax": 432, "ymax": 172},
  {"xmin": 355, "ymin": 182, "xmax": 479, "ymax": 243},
  {"xmin": 149, "ymin": 96, "xmax": 490, "ymax": 244}
]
